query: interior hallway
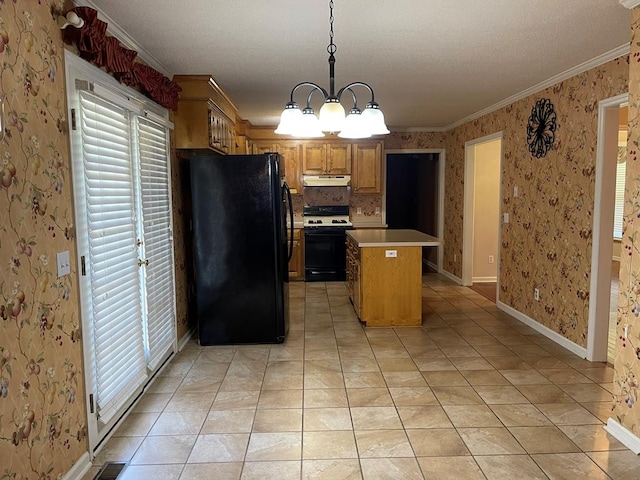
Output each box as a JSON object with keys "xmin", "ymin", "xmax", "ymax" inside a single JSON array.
[{"xmin": 83, "ymin": 274, "xmax": 640, "ymax": 480}]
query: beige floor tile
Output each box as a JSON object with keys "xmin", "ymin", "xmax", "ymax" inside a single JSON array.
[
  {"xmin": 177, "ymin": 377, "xmax": 222, "ymax": 394},
  {"xmin": 180, "ymin": 463, "xmax": 242, "ymax": 480},
  {"xmin": 146, "ymin": 375, "xmax": 184, "ymax": 394},
  {"xmin": 253, "ymin": 408, "xmax": 303, "ymax": 432},
  {"xmin": 536, "ymin": 368, "xmax": 593, "ymax": 384},
  {"xmin": 115, "ymin": 412, "xmax": 160, "ymax": 437},
  {"xmin": 241, "ymin": 461, "xmax": 301, "ymax": 480},
  {"xmin": 201, "ymin": 409, "xmax": 255, "ymax": 434},
  {"xmin": 131, "ymin": 435, "xmax": 198, "ymax": 464},
  {"xmin": 443, "ymin": 405, "xmax": 502, "ymax": 428},
  {"xmin": 93, "ymin": 436, "xmax": 145, "ymax": 464},
  {"xmin": 448, "ymin": 356, "xmax": 495, "ymax": 370},
  {"xmin": 303, "ymin": 407, "xmax": 352, "ymax": 431},
  {"xmin": 304, "ymin": 359, "xmax": 342, "ymax": 373},
  {"xmin": 535, "ymin": 403, "xmax": 602, "ymax": 425},
  {"xmin": 266, "ymin": 360, "xmax": 304, "ymax": 375},
  {"xmin": 417, "ymin": 456, "xmax": 485, "ymax": 480},
  {"xmin": 133, "ymin": 393, "xmax": 173, "ymax": 413},
  {"xmin": 118, "ymin": 464, "xmax": 183, "ymax": 480},
  {"xmin": 263, "ymin": 372, "xmax": 304, "ymax": 390},
  {"xmin": 376, "ymin": 358, "xmax": 418, "ymax": 372},
  {"xmin": 355, "ymin": 429, "xmax": 414, "ymax": 458},
  {"xmin": 340, "ymin": 358, "xmax": 381, "ymax": 373},
  {"xmin": 350, "ymin": 406, "xmax": 403, "ymax": 430},
  {"xmin": 457, "ymin": 427, "xmax": 525, "ymax": 455},
  {"xmin": 580, "ymin": 401, "xmax": 614, "ymax": 423},
  {"xmin": 431, "ymin": 386, "xmax": 484, "ymax": 405},
  {"xmin": 516, "ymin": 385, "xmax": 575, "ymax": 404},
  {"xmin": 343, "ymin": 372, "xmax": 386, "ymax": 388},
  {"xmin": 304, "ymin": 372, "xmax": 345, "ymax": 389},
  {"xmin": 559, "ymin": 383, "xmax": 613, "ymax": 403},
  {"xmin": 303, "ymin": 431, "xmax": 358, "ymax": 459},
  {"xmin": 588, "ymin": 449, "xmax": 640, "ymax": 480},
  {"xmin": 245, "ymin": 432, "xmax": 302, "ymax": 461},
  {"xmin": 474, "ymin": 455, "xmax": 547, "ymax": 480},
  {"xmin": 499, "ymin": 369, "xmax": 551, "ymax": 385},
  {"xmin": 406, "ymin": 428, "xmax": 469, "ymax": 456},
  {"xmin": 558, "ymin": 424, "xmax": 626, "ymax": 451},
  {"xmin": 359, "ymin": 458, "xmax": 423, "ymax": 480},
  {"xmin": 164, "ymin": 392, "xmax": 214, "ymax": 412},
  {"xmin": 269, "ymin": 347, "xmax": 304, "ymax": 362},
  {"xmin": 473, "ymin": 345, "xmax": 515, "ymax": 356},
  {"xmin": 532, "ymin": 453, "xmax": 609, "ymax": 480},
  {"xmin": 389, "ymin": 387, "xmax": 439, "ymax": 406},
  {"xmin": 489, "ymin": 404, "xmax": 552, "ymax": 427},
  {"xmin": 301, "ymin": 459, "xmax": 362, "ymax": 480},
  {"xmin": 381, "ymin": 371, "xmax": 428, "ymax": 387},
  {"xmin": 413, "ymin": 356, "xmax": 456, "ymax": 371},
  {"xmin": 258, "ymin": 389, "xmax": 303, "ymax": 409},
  {"xmin": 485, "ymin": 356, "xmax": 533, "ymax": 370},
  {"xmin": 508, "ymin": 426, "xmax": 581, "ymax": 454},
  {"xmin": 186, "ymin": 434, "xmax": 249, "ymax": 463},
  {"xmin": 149, "ymin": 411, "xmax": 206, "ymax": 435},
  {"xmin": 398, "ymin": 405, "xmax": 453, "ymax": 428},
  {"xmin": 473, "ymin": 385, "xmax": 529, "ymax": 404},
  {"xmin": 304, "ymin": 388, "xmax": 349, "ymax": 408},
  {"xmin": 346, "ymin": 388, "xmax": 394, "ymax": 407},
  {"xmin": 459, "ymin": 369, "xmax": 510, "ymax": 385},
  {"xmin": 422, "ymin": 370, "xmax": 469, "ymax": 386},
  {"xmin": 212, "ymin": 391, "xmax": 260, "ymax": 410}
]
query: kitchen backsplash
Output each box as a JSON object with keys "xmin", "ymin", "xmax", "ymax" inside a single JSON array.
[{"xmin": 297, "ymin": 187, "xmax": 383, "ymax": 223}]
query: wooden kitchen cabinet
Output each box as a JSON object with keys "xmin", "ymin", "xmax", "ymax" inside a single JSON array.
[
  {"xmin": 302, "ymin": 142, "xmax": 351, "ymax": 175},
  {"xmin": 288, "ymin": 228, "xmax": 304, "ymax": 281},
  {"xmin": 346, "ymin": 234, "xmax": 361, "ymax": 317},
  {"xmin": 252, "ymin": 140, "xmax": 302, "ymax": 194},
  {"xmin": 352, "ymin": 141, "xmax": 383, "ymax": 194}
]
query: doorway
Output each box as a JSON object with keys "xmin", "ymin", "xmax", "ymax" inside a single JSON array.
[
  {"xmin": 384, "ymin": 150, "xmax": 445, "ymax": 272},
  {"xmin": 588, "ymin": 93, "xmax": 628, "ymax": 362},
  {"xmin": 463, "ymin": 133, "xmax": 503, "ymax": 299}
]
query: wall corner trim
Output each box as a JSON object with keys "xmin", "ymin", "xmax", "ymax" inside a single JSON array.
[
  {"xmin": 178, "ymin": 327, "xmax": 196, "ymax": 351},
  {"xmin": 604, "ymin": 418, "xmax": 640, "ymax": 454},
  {"xmin": 61, "ymin": 452, "xmax": 92, "ymax": 480},
  {"xmin": 439, "ymin": 269, "xmax": 463, "ymax": 285},
  {"xmin": 496, "ymin": 301, "xmax": 588, "ymax": 358},
  {"xmin": 620, "ymin": 0, "xmax": 640, "ymax": 10}
]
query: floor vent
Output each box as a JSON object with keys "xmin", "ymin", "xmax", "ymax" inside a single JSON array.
[{"xmin": 94, "ymin": 462, "xmax": 127, "ymax": 480}]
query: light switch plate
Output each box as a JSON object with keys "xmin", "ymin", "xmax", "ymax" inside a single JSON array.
[
  {"xmin": 385, "ymin": 250, "xmax": 397, "ymax": 258},
  {"xmin": 514, "ymin": 186, "xmax": 519, "ymax": 197},
  {"xmin": 57, "ymin": 251, "xmax": 71, "ymax": 277},
  {"xmin": 503, "ymin": 213, "xmax": 509, "ymax": 224},
  {"xmin": 356, "ymin": 207, "xmax": 362, "ymax": 215},
  {"xmin": 375, "ymin": 207, "xmax": 381, "ymax": 215}
]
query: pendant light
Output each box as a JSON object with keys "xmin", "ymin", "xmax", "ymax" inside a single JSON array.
[{"xmin": 275, "ymin": 0, "xmax": 389, "ymax": 138}]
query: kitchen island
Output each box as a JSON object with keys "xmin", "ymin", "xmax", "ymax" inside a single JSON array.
[{"xmin": 346, "ymin": 229, "xmax": 440, "ymax": 327}]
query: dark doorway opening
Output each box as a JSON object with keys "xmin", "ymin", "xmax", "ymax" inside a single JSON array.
[{"xmin": 386, "ymin": 153, "xmax": 439, "ymax": 271}]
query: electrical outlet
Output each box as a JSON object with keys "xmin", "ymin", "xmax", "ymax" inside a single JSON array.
[
  {"xmin": 375, "ymin": 207, "xmax": 381, "ymax": 215},
  {"xmin": 385, "ymin": 250, "xmax": 397, "ymax": 258},
  {"xmin": 514, "ymin": 186, "xmax": 519, "ymax": 197},
  {"xmin": 503, "ymin": 213, "xmax": 510, "ymax": 224},
  {"xmin": 57, "ymin": 251, "xmax": 71, "ymax": 277},
  {"xmin": 356, "ymin": 207, "xmax": 362, "ymax": 215},
  {"xmin": 488, "ymin": 255, "xmax": 494, "ymax": 264},
  {"xmin": 534, "ymin": 288, "xmax": 540, "ymax": 301}
]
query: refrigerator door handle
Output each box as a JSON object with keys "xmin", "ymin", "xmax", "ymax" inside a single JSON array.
[{"xmin": 284, "ymin": 182, "xmax": 294, "ymax": 262}]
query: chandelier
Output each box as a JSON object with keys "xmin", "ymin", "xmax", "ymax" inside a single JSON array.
[{"xmin": 275, "ymin": 0, "xmax": 389, "ymax": 139}]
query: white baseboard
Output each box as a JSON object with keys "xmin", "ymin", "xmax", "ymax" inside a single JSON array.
[
  {"xmin": 496, "ymin": 301, "xmax": 588, "ymax": 358},
  {"xmin": 178, "ymin": 327, "xmax": 196, "ymax": 351},
  {"xmin": 61, "ymin": 452, "xmax": 92, "ymax": 480},
  {"xmin": 440, "ymin": 269, "xmax": 463, "ymax": 285},
  {"xmin": 604, "ymin": 418, "xmax": 640, "ymax": 454},
  {"xmin": 472, "ymin": 276, "xmax": 497, "ymax": 283},
  {"xmin": 426, "ymin": 260, "xmax": 439, "ymax": 272}
]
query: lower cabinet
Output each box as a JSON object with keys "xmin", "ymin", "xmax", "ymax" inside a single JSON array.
[{"xmin": 289, "ymin": 228, "xmax": 304, "ymax": 281}]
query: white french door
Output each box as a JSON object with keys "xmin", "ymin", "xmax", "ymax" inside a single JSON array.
[{"xmin": 65, "ymin": 51, "xmax": 176, "ymax": 450}]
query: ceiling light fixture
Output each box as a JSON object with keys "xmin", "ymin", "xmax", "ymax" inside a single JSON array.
[{"xmin": 275, "ymin": 0, "xmax": 389, "ymax": 139}]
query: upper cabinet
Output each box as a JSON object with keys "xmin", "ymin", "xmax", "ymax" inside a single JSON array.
[
  {"xmin": 173, "ymin": 75, "xmax": 239, "ymax": 154},
  {"xmin": 252, "ymin": 140, "xmax": 302, "ymax": 194},
  {"xmin": 352, "ymin": 141, "xmax": 383, "ymax": 194},
  {"xmin": 302, "ymin": 142, "xmax": 351, "ymax": 175}
]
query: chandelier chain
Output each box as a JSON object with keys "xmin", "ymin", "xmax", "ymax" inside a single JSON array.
[{"xmin": 327, "ymin": 0, "xmax": 336, "ymax": 55}]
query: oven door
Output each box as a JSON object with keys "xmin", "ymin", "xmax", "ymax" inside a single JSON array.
[{"xmin": 304, "ymin": 227, "xmax": 349, "ymax": 282}]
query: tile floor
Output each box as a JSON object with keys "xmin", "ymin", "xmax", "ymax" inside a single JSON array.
[{"xmin": 83, "ymin": 274, "xmax": 640, "ymax": 480}]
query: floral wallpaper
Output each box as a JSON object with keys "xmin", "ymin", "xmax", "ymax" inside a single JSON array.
[
  {"xmin": 385, "ymin": 131, "xmax": 445, "ymax": 150},
  {"xmin": 0, "ymin": 0, "xmax": 88, "ymax": 478},
  {"xmin": 613, "ymin": 7, "xmax": 640, "ymax": 437}
]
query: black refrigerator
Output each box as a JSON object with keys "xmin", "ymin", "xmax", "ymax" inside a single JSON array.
[{"xmin": 189, "ymin": 154, "xmax": 293, "ymax": 345}]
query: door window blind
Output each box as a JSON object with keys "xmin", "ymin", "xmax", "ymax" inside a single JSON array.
[
  {"xmin": 137, "ymin": 116, "xmax": 176, "ymax": 369},
  {"xmin": 614, "ymin": 150, "xmax": 626, "ymax": 239},
  {"xmin": 79, "ymin": 92, "xmax": 147, "ymax": 423}
]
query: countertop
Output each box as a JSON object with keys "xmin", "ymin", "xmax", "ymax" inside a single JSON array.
[{"xmin": 347, "ymin": 229, "xmax": 440, "ymax": 247}]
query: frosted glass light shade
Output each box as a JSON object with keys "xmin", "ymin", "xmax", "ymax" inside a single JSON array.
[
  {"xmin": 361, "ymin": 103, "xmax": 390, "ymax": 134},
  {"xmin": 338, "ymin": 110, "xmax": 371, "ymax": 139},
  {"xmin": 294, "ymin": 111, "xmax": 325, "ymax": 138},
  {"xmin": 318, "ymin": 100, "xmax": 346, "ymax": 132},
  {"xmin": 275, "ymin": 103, "xmax": 303, "ymax": 134}
]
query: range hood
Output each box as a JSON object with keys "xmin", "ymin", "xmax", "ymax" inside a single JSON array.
[{"xmin": 303, "ymin": 175, "xmax": 351, "ymax": 187}]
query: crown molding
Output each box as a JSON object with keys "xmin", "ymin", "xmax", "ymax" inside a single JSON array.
[
  {"xmin": 620, "ymin": 0, "xmax": 640, "ymax": 9},
  {"xmin": 443, "ymin": 43, "xmax": 630, "ymax": 131},
  {"xmin": 72, "ymin": 0, "xmax": 173, "ymax": 78}
]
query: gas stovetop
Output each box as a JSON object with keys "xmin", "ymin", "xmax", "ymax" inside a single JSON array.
[{"xmin": 303, "ymin": 205, "xmax": 353, "ymax": 228}]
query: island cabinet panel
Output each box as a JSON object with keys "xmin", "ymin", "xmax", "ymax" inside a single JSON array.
[
  {"xmin": 288, "ymin": 228, "xmax": 304, "ymax": 281},
  {"xmin": 360, "ymin": 246, "xmax": 422, "ymax": 326}
]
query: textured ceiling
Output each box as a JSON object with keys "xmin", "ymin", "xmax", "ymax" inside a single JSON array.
[{"xmin": 86, "ymin": 0, "xmax": 630, "ymax": 130}]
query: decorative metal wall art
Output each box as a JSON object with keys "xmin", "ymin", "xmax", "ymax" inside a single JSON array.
[{"xmin": 527, "ymin": 98, "xmax": 557, "ymax": 158}]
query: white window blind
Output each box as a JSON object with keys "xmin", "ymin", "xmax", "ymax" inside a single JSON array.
[
  {"xmin": 137, "ymin": 116, "xmax": 176, "ymax": 369},
  {"xmin": 79, "ymin": 91, "xmax": 147, "ymax": 424},
  {"xmin": 614, "ymin": 149, "xmax": 626, "ymax": 239}
]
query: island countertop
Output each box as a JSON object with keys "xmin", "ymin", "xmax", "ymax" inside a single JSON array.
[{"xmin": 347, "ymin": 229, "xmax": 440, "ymax": 247}]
